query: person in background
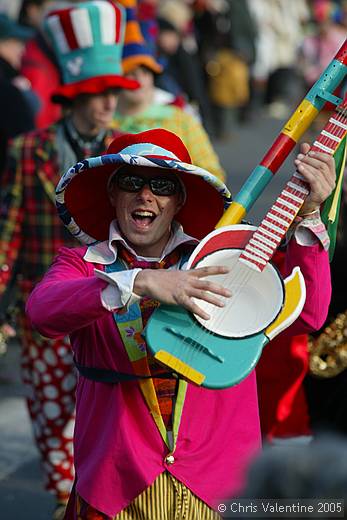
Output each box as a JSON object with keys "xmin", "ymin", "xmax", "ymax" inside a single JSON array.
[
  {"xmin": 0, "ymin": 13, "xmax": 36, "ymax": 173},
  {"xmin": 194, "ymin": 0, "xmax": 258, "ymax": 136},
  {"xmin": 19, "ymin": 0, "xmax": 53, "ymax": 28},
  {"xmin": 248, "ymin": 0, "xmax": 310, "ymax": 119},
  {"xmin": 114, "ymin": 0, "xmax": 225, "ymax": 181},
  {"xmin": 26, "ymin": 126, "xmax": 335, "ymax": 519},
  {"xmin": 240, "ymin": 433, "xmax": 347, "ymax": 501},
  {"xmin": 19, "ymin": 0, "xmax": 83, "ymax": 128},
  {"xmin": 0, "ymin": 0, "xmax": 23, "ymax": 20},
  {"xmin": 155, "ymin": 0, "xmax": 214, "ymax": 133},
  {"xmin": 299, "ymin": 0, "xmax": 346, "ymax": 90},
  {"xmin": 298, "ymin": 0, "xmax": 346, "ymax": 131},
  {"xmin": 0, "ymin": 2, "xmax": 138, "ymax": 518}
]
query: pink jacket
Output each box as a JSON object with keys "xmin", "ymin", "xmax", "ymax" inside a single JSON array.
[{"xmin": 26, "ymin": 240, "xmax": 331, "ymax": 516}]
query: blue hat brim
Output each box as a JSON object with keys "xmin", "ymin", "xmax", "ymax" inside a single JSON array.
[{"xmin": 56, "ymin": 154, "xmax": 232, "ymax": 244}]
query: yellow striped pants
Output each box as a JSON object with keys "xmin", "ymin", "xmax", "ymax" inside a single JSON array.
[{"xmin": 76, "ymin": 471, "xmax": 222, "ymax": 520}]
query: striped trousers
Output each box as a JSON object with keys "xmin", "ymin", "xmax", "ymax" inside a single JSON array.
[{"xmin": 75, "ymin": 471, "xmax": 222, "ymax": 520}]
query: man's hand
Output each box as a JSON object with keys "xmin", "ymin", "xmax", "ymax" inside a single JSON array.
[
  {"xmin": 133, "ymin": 266, "xmax": 232, "ymax": 320},
  {"xmin": 294, "ymin": 142, "xmax": 336, "ymax": 215}
]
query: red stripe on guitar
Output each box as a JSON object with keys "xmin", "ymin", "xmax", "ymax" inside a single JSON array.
[
  {"xmin": 268, "ymin": 208, "xmax": 293, "ymax": 224},
  {"xmin": 260, "ymin": 134, "xmax": 296, "ymax": 173},
  {"xmin": 256, "ymin": 229, "xmax": 279, "ymax": 245},
  {"xmin": 264, "ymin": 216, "xmax": 288, "ymax": 231},
  {"xmin": 273, "ymin": 200, "xmax": 298, "ymax": 215},
  {"xmin": 190, "ymin": 228, "xmax": 254, "ymax": 268},
  {"xmin": 335, "ymin": 39, "xmax": 347, "ymax": 64},
  {"xmin": 262, "ymin": 216, "xmax": 288, "ymax": 239},
  {"xmin": 290, "ymin": 176, "xmax": 310, "ymax": 190},
  {"xmin": 240, "ymin": 240, "xmax": 268, "ymax": 258},
  {"xmin": 58, "ymin": 8, "xmax": 79, "ymax": 50},
  {"xmin": 252, "ymin": 234, "xmax": 278, "ymax": 251},
  {"xmin": 239, "ymin": 252, "xmax": 266, "ymax": 271},
  {"xmin": 242, "ymin": 244, "xmax": 269, "ymax": 262},
  {"xmin": 260, "ymin": 222, "xmax": 284, "ymax": 238},
  {"xmin": 315, "ymin": 137, "xmax": 340, "ymax": 151},
  {"xmin": 242, "ymin": 223, "xmax": 284, "ymax": 270},
  {"xmin": 285, "ymin": 183, "xmax": 309, "ymax": 200},
  {"xmin": 277, "ymin": 192, "xmax": 303, "ymax": 208},
  {"xmin": 274, "ymin": 197, "xmax": 298, "ymax": 210},
  {"xmin": 329, "ymin": 111, "xmax": 347, "ymax": 124},
  {"xmin": 322, "ymin": 120, "xmax": 346, "ymax": 138},
  {"xmin": 254, "ymin": 235, "xmax": 281, "ymax": 254},
  {"xmin": 311, "ymin": 118, "xmax": 346, "ymax": 152},
  {"xmin": 249, "ymin": 238, "xmax": 273, "ymax": 255},
  {"xmin": 272, "ymin": 205, "xmax": 297, "ymax": 218},
  {"xmin": 274, "ymin": 205, "xmax": 298, "ymax": 220},
  {"xmin": 243, "ymin": 235, "xmax": 280, "ymax": 266},
  {"xmin": 312, "ymin": 119, "xmax": 347, "ymax": 148}
]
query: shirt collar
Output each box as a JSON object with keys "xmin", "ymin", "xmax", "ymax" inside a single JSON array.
[{"xmin": 84, "ymin": 220, "xmax": 198, "ymax": 265}]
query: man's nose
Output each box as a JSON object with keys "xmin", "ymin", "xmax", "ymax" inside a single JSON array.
[
  {"xmin": 137, "ymin": 183, "xmax": 153, "ymax": 198},
  {"xmin": 104, "ymin": 93, "xmax": 118, "ymax": 110}
]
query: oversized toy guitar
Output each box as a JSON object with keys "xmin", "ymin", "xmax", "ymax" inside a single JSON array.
[{"xmin": 144, "ymin": 40, "xmax": 347, "ymax": 389}]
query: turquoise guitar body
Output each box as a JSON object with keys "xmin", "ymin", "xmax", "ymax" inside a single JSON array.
[
  {"xmin": 144, "ymin": 225, "xmax": 306, "ymax": 389},
  {"xmin": 144, "ymin": 304, "xmax": 268, "ymax": 389}
]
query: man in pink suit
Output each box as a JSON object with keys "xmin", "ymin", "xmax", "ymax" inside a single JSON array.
[{"xmin": 27, "ymin": 128, "xmax": 335, "ymax": 519}]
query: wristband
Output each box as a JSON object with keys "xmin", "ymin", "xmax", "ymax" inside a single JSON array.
[{"xmin": 296, "ymin": 208, "xmax": 320, "ymax": 219}]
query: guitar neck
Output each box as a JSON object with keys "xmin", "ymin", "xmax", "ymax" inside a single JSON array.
[{"xmin": 239, "ymin": 100, "xmax": 347, "ymax": 272}]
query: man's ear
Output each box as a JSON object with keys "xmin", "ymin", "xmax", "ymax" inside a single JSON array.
[
  {"xmin": 108, "ymin": 186, "xmax": 119, "ymax": 211},
  {"xmin": 174, "ymin": 195, "xmax": 185, "ymax": 215},
  {"xmin": 108, "ymin": 176, "xmax": 118, "ymax": 208}
]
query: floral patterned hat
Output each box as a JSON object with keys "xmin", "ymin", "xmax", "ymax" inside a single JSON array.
[{"xmin": 56, "ymin": 128, "xmax": 232, "ymax": 244}]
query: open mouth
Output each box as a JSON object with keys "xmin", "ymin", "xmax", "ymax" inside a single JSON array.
[{"xmin": 131, "ymin": 210, "xmax": 156, "ymax": 227}]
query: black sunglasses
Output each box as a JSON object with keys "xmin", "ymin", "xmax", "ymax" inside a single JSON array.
[{"xmin": 116, "ymin": 172, "xmax": 181, "ymax": 196}]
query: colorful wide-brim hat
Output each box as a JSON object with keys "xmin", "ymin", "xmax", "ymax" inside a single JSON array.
[
  {"xmin": 56, "ymin": 128, "xmax": 232, "ymax": 244},
  {"xmin": 43, "ymin": 1, "xmax": 138, "ymax": 103}
]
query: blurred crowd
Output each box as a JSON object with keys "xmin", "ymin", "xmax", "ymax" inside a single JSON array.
[
  {"xmin": 0, "ymin": 0, "xmax": 346, "ymax": 154},
  {"xmin": 0, "ymin": 1, "xmax": 346, "ymax": 519}
]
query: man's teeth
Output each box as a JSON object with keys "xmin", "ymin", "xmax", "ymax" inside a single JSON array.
[{"xmin": 133, "ymin": 211, "xmax": 154, "ymax": 218}]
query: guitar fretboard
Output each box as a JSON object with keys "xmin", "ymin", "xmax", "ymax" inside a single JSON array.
[{"xmin": 239, "ymin": 101, "xmax": 347, "ymax": 272}]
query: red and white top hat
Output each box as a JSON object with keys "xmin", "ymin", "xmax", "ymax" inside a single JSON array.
[{"xmin": 43, "ymin": 1, "xmax": 139, "ymax": 103}]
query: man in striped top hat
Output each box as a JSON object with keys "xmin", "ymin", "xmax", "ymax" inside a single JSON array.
[{"xmin": 0, "ymin": 2, "xmax": 138, "ymax": 518}]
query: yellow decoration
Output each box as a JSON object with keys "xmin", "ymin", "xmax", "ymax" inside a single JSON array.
[
  {"xmin": 283, "ymin": 100, "xmax": 319, "ymax": 141},
  {"xmin": 265, "ymin": 267, "xmax": 306, "ymax": 340},
  {"xmin": 215, "ymin": 202, "xmax": 246, "ymax": 228},
  {"xmin": 154, "ymin": 350, "xmax": 206, "ymax": 385}
]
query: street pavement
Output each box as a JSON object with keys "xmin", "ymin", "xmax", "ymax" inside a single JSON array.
[
  {"xmin": 0, "ymin": 340, "xmax": 55, "ymax": 518},
  {"xmin": 0, "ymin": 111, "xmax": 297, "ymax": 519}
]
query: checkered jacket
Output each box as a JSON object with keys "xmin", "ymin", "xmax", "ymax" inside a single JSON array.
[{"xmin": 0, "ymin": 123, "xmax": 121, "ymax": 306}]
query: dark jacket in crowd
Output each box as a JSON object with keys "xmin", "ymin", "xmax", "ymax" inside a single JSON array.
[{"xmin": 0, "ymin": 56, "xmax": 36, "ymax": 173}]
